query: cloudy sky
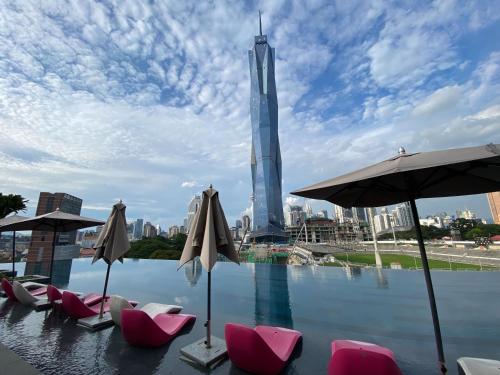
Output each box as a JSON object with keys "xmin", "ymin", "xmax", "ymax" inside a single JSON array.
[{"xmin": 0, "ymin": 0, "xmax": 499, "ymax": 229}]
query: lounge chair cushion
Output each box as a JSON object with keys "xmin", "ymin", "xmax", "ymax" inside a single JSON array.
[
  {"xmin": 110, "ymin": 295, "xmax": 181, "ymax": 326},
  {"xmin": 225, "ymin": 323, "xmax": 302, "ymax": 375},
  {"xmin": 328, "ymin": 340, "xmax": 402, "ymax": 375}
]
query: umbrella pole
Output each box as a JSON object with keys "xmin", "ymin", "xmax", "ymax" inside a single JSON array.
[
  {"xmin": 205, "ymin": 270, "xmax": 211, "ymax": 348},
  {"xmin": 11, "ymin": 231, "xmax": 16, "ymax": 282},
  {"xmin": 49, "ymin": 226, "xmax": 57, "ymax": 283},
  {"xmin": 409, "ymin": 199, "xmax": 447, "ymax": 374},
  {"xmin": 99, "ymin": 263, "xmax": 111, "ymax": 319}
]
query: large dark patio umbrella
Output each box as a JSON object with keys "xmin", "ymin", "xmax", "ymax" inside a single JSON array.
[
  {"xmin": 0, "ymin": 209, "xmax": 105, "ymax": 282},
  {"xmin": 0, "ymin": 214, "xmax": 29, "ymax": 281},
  {"xmin": 291, "ymin": 143, "xmax": 500, "ymax": 374},
  {"xmin": 92, "ymin": 201, "xmax": 130, "ymax": 318},
  {"xmin": 178, "ymin": 185, "xmax": 239, "ymax": 349}
]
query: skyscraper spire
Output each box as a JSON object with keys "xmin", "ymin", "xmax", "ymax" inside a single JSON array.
[{"xmin": 259, "ymin": 10, "xmax": 262, "ymax": 36}]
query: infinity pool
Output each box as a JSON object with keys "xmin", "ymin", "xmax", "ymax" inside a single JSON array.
[{"xmin": 1, "ymin": 259, "xmax": 500, "ymax": 374}]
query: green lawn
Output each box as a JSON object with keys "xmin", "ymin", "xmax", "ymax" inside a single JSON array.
[{"xmin": 326, "ymin": 253, "xmax": 494, "ymax": 271}]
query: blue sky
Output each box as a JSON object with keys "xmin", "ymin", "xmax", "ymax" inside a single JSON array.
[{"xmin": 0, "ymin": 0, "xmax": 499, "ymax": 228}]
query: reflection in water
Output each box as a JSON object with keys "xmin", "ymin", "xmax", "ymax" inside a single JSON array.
[
  {"xmin": 254, "ymin": 264, "xmax": 293, "ymax": 328},
  {"xmin": 344, "ymin": 265, "xmax": 362, "ymax": 280},
  {"xmin": 104, "ymin": 328, "xmax": 169, "ymax": 374},
  {"xmin": 376, "ymin": 268, "xmax": 389, "ymax": 289},
  {"xmin": 184, "ymin": 257, "xmax": 202, "ymax": 286},
  {"xmin": 25, "ymin": 260, "xmax": 73, "ymax": 287},
  {"xmin": 7, "ymin": 303, "xmax": 32, "ymax": 325}
]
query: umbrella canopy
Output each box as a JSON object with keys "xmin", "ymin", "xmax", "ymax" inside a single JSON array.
[
  {"xmin": 291, "ymin": 143, "xmax": 500, "ymax": 375},
  {"xmin": 179, "ymin": 186, "xmax": 239, "ymax": 272},
  {"xmin": 0, "ymin": 209, "xmax": 105, "ymax": 282},
  {"xmin": 0, "ymin": 214, "xmax": 30, "ymax": 229},
  {"xmin": 292, "ymin": 143, "xmax": 500, "ymax": 207},
  {"xmin": 0, "ymin": 214, "xmax": 30, "ymax": 281},
  {"xmin": 93, "ymin": 202, "xmax": 130, "ymax": 265},
  {"xmin": 0, "ymin": 209, "xmax": 105, "ymax": 232},
  {"xmin": 92, "ymin": 201, "xmax": 130, "ymax": 319}
]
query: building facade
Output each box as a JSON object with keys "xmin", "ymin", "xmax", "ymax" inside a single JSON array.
[
  {"xmin": 26, "ymin": 192, "xmax": 82, "ymax": 279},
  {"xmin": 249, "ymin": 19, "xmax": 286, "ymax": 242},
  {"xmin": 487, "ymin": 192, "xmax": 500, "ymax": 224},
  {"xmin": 187, "ymin": 195, "xmax": 201, "ymax": 233},
  {"xmin": 134, "ymin": 218, "xmax": 143, "ymax": 239}
]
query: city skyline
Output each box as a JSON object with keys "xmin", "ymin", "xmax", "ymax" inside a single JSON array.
[{"xmin": 0, "ymin": 1, "xmax": 498, "ymax": 227}]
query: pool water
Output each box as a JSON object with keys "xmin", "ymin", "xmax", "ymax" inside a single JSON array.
[{"xmin": 1, "ymin": 259, "xmax": 500, "ymax": 374}]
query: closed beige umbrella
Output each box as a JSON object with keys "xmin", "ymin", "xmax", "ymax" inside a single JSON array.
[
  {"xmin": 92, "ymin": 201, "xmax": 130, "ymax": 318},
  {"xmin": 179, "ymin": 185, "xmax": 239, "ymax": 358}
]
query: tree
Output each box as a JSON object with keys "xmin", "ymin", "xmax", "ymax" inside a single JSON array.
[
  {"xmin": 450, "ymin": 218, "xmax": 477, "ymax": 238},
  {"xmin": 0, "ymin": 193, "xmax": 28, "ymax": 219},
  {"xmin": 125, "ymin": 234, "xmax": 187, "ymax": 259}
]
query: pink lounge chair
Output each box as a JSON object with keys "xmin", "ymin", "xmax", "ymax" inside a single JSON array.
[
  {"xmin": 1, "ymin": 278, "xmax": 47, "ymax": 302},
  {"xmin": 121, "ymin": 309, "xmax": 196, "ymax": 347},
  {"xmin": 225, "ymin": 323, "xmax": 302, "ymax": 375},
  {"xmin": 327, "ymin": 340, "xmax": 403, "ymax": 375},
  {"xmin": 62, "ymin": 291, "xmax": 138, "ymax": 319},
  {"xmin": 46, "ymin": 285, "xmax": 100, "ymax": 305}
]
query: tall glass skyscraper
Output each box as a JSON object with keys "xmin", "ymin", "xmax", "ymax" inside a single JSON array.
[{"xmin": 248, "ymin": 15, "xmax": 286, "ymax": 242}]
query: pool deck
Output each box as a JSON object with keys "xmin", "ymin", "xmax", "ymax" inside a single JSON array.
[{"xmin": 0, "ymin": 343, "xmax": 41, "ymax": 375}]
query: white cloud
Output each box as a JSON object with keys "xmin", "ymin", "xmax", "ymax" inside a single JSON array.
[{"xmin": 181, "ymin": 181, "xmax": 197, "ymax": 188}]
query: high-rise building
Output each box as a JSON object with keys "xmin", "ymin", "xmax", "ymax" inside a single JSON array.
[
  {"xmin": 286, "ymin": 206, "xmax": 306, "ymax": 227},
  {"xmin": 187, "ymin": 195, "xmax": 201, "ymax": 233},
  {"xmin": 395, "ymin": 202, "xmax": 414, "ymax": 228},
  {"xmin": 317, "ymin": 209, "xmax": 328, "ymax": 219},
  {"xmin": 333, "ymin": 204, "xmax": 353, "ymax": 223},
  {"xmin": 487, "ymin": 192, "xmax": 500, "ymax": 224},
  {"xmin": 457, "ymin": 209, "xmax": 476, "ymax": 220},
  {"xmin": 26, "ymin": 192, "xmax": 82, "ymax": 277},
  {"xmin": 143, "ymin": 222, "xmax": 157, "ymax": 238},
  {"xmin": 169, "ymin": 225, "xmax": 180, "ymax": 237},
  {"xmin": 304, "ymin": 203, "xmax": 313, "ymax": 218},
  {"xmin": 249, "ymin": 14, "xmax": 286, "ymax": 242},
  {"xmin": 235, "ymin": 219, "xmax": 243, "ymax": 229},
  {"xmin": 352, "ymin": 207, "xmax": 367, "ymax": 223},
  {"xmin": 242, "ymin": 215, "xmax": 251, "ymax": 230},
  {"xmin": 134, "ymin": 218, "xmax": 143, "ymax": 239}
]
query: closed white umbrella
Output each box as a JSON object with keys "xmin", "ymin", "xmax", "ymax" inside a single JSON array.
[{"xmin": 92, "ymin": 201, "xmax": 130, "ymax": 318}]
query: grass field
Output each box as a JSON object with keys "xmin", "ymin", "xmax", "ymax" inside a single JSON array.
[{"xmin": 324, "ymin": 253, "xmax": 494, "ymax": 271}]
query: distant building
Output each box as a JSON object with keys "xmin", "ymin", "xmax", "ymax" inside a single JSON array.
[
  {"xmin": 81, "ymin": 231, "xmax": 98, "ymax": 248},
  {"xmin": 179, "ymin": 225, "xmax": 187, "ymax": 234},
  {"xmin": 286, "ymin": 218, "xmax": 370, "ymax": 243},
  {"xmin": 333, "ymin": 204, "xmax": 353, "ymax": 223},
  {"xmin": 317, "ymin": 209, "xmax": 328, "ymax": 219},
  {"xmin": 352, "ymin": 207, "xmax": 367, "ymax": 223},
  {"xmin": 394, "ymin": 202, "xmax": 414, "ymax": 228},
  {"xmin": 126, "ymin": 222, "xmax": 134, "ymax": 241},
  {"xmin": 242, "ymin": 215, "xmax": 251, "ymax": 230},
  {"xmin": 235, "ymin": 219, "xmax": 243, "ymax": 229},
  {"xmin": 420, "ymin": 216, "xmax": 444, "ymax": 228},
  {"xmin": 143, "ymin": 222, "xmax": 157, "ymax": 238},
  {"xmin": 457, "ymin": 209, "xmax": 476, "ymax": 220},
  {"xmin": 304, "ymin": 203, "xmax": 313, "ymax": 218},
  {"xmin": 286, "ymin": 206, "xmax": 306, "ymax": 227},
  {"xmin": 169, "ymin": 225, "xmax": 180, "ymax": 237},
  {"xmin": 187, "ymin": 195, "xmax": 202, "ymax": 233},
  {"xmin": 134, "ymin": 218, "xmax": 144, "ymax": 239},
  {"xmin": 487, "ymin": 192, "xmax": 500, "ymax": 224},
  {"xmin": 26, "ymin": 192, "xmax": 82, "ymax": 276}
]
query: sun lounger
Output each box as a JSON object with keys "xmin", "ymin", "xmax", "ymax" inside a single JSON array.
[
  {"xmin": 457, "ymin": 357, "xmax": 500, "ymax": 375},
  {"xmin": 62, "ymin": 291, "xmax": 138, "ymax": 319},
  {"xmin": 121, "ymin": 309, "xmax": 195, "ymax": 347},
  {"xmin": 109, "ymin": 295, "xmax": 182, "ymax": 326},
  {"xmin": 225, "ymin": 323, "xmax": 302, "ymax": 375},
  {"xmin": 328, "ymin": 340, "xmax": 403, "ymax": 375},
  {"xmin": 12, "ymin": 280, "xmax": 50, "ymax": 307},
  {"xmin": 1, "ymin": 278, "xmax": 47, "ymax": 302},
  {"xmin": 46, "ymin": 285, "xmax": 96, "ymax": 304}
]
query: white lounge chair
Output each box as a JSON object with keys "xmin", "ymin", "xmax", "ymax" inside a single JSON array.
[
  {"xmin": 12, "ymin": 280, "xmax": 48, "ymax": 306},
  {"xmin": 109, "ymin": 295, "xmax": 182, "ymax": 326}
]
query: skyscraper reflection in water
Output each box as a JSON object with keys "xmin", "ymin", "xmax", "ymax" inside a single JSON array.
[
  {"xmin": 254, "ymin": 264, "xmax": 293, "ymax": 328},
  {"xmin": 25, "ymin": 259, "xmax": 73, "ymax": 287},
  {"xmin": 184, "ymin": 257, "xmax": 202, "ymax": 286}
]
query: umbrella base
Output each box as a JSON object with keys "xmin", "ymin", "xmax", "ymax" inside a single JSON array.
[
  {"xmin": 33, "ymin": 299, "xmax": 52, "ymax": 312},
  {"xmin": 77, "ymin": 313, "xmax": 114, "ymax": 331},
  {"xmin": 180, "ymin": 336, "xmax": 227, "ymax": 368}
]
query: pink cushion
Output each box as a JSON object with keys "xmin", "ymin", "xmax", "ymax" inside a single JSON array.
[
  {"xmin": 328, "ymin": 340, "xmax": 402, "ymax": 375},
  {"xmin": 1, "ymin": 279, "xmax": 17, "ymax": 301},
  {"xmin": 121, "ymin": 309, "xmax": 195, "ymax": 347},
  {"xmin": 30, "ymin": 287, "xmax": 47, "ymax": 296},
  {"xmin": 225, "ymin": 323, "xmax": 302, "ymax": 375}
]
